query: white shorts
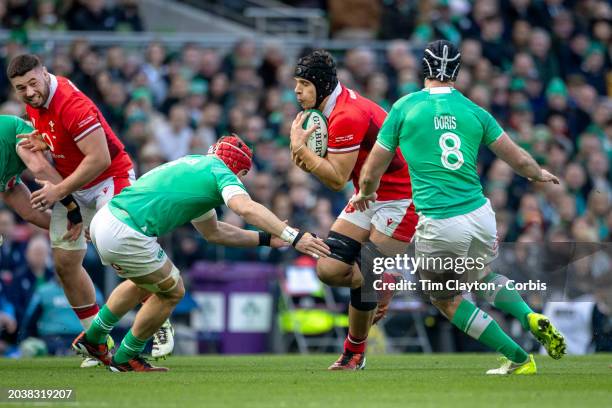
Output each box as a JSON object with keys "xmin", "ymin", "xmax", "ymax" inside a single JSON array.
[
  {"xmin": 338, "ymin": 198, "xmax": 418, "ymax": 242},
  {"xmin": 50, "ymin": 171, "xmax": 135, "ymax": 250},
  {"xmin": 414, "ymin": 199, "xmax": 498, "ymax": 269},
  {"xmin": 90, "ymin": 204, "xmax": 168, "ymax": 278}
]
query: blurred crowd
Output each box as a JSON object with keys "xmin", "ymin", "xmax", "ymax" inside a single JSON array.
[
  {"xmin": 0, "ymin": 0, "xmax": 611, "ymax": 355},
  {"xmin": 0, "ymin": 0, "xmax": 142, "ymax": 32}
]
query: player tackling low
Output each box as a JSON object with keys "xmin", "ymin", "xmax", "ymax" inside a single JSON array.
[
  {"xmin": 290, "ymin": 50, "xmax": 418, "ymax": 370},
  {"xmin": 354, "ymin": 40, "xmax": 566, "ymax": 375},
  {"xmin": 7, "ymin": 54, "xmax": 173, "ymax": 365},
  {"xmin": 72, "ymin": 136, "xmax": 330, "ymax": 371}
]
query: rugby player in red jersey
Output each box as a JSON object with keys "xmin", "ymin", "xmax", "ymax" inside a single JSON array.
[
  {"xmin": 7, "ymin": 54, "xmax": 173, "ymax": 365},
  {"xmin": 290, "ymin": 50, "xmax": 418, "ymax": 370}
]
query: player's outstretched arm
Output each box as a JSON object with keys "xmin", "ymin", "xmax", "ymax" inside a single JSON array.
[
  {"xmin": 226, "ymin": 194, "xmax": 331, "ymax": 258},
  {"xmin": 192, "ymin": 211, "xmax": 287, "ymax": 248},
  {"xmin": 0, "ymin": 184, "xmax": 50, "ymax": 229},
  {"xmin": 488, "ymin": 133, "xmax": 559, "ymax": 184},
  {"xmin": 353, "ymin": 142, "xmax": 396, "ymax": 211},
  {"xmin": 290, "ymin": 111, "xmax": 357, "ymax": 191}
]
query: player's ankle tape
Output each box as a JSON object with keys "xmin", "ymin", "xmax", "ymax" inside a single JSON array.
[{"xmin": 350, "ymin": 286, "xmax": 377, "ymax": 311}]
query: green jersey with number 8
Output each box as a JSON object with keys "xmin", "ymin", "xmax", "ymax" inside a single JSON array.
[{"xmin": 377, "ymin": 87, "xmax": 503, "ymax": 219}]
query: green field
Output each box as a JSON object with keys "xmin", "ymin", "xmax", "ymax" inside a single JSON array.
[{"xmin": 0, "ymin": 354, "xmax": 610, "ymax": 408}]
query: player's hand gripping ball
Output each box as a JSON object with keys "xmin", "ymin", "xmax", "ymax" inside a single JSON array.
[{"xmin": 290, "ymin": 110, "xmax": 328, "ymax": 159}]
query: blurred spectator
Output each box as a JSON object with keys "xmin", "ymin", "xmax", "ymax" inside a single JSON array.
[
  {"xmin": 67, "ymin": 0, "xmax": 119, "ymax": 31},
  {"xmin": 0, "ymin": 209, "xmax": 26, "ymax": 284},
  {"xmin": 25, "ymin": 0, "xmax": 66, "ymax": 31},
  {"xmin": 0, "ymin": 282, "xmax": 17, "ymax": 355},
  {"xmin": 328, "ymin": 0, "xmax": 381, "ymax": 39},
  {"xmin": 19, "ymin": 274, "xmax": 103, "ymax": 355},
  {"xmin": 7, "ymin": 236, "xmax": 53, "ymax": 326},
  {"xmin": 154, "ymin": 104, "xmax": 194, "ymax": 161},
  {"xmin": 115, "ymin": 0, "xmax": 143, "ymax": 32},
  {"xmin": 141, "ymin": 42, "xmax": 168, "ymax": 106}
]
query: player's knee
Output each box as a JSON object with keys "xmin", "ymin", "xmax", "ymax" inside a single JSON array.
[
  {"xmin": 53, "ymin": 253, "xmax": 82, "ymax": 277},
  {"xmin": 154, "ymin": 268, "xmax": 185, "ymax": 305},
  {"xmin": 324, "ymin": 231, "xmax": 361, "ymax": 265},
  {"xmin": 315, "ymin": 260, "xmax": 336, "ymax": 285},
  {"xmin": 159, "ymin": 279, "xmax": 185, "ymax": 305},
  {"xmin": 316, "ymin": 259, "xmax": 351, "ymax": 286}
]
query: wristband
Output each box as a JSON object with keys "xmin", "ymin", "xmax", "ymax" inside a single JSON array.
[
  {"xmin": 60, "ymin": 194, "xmax": 78, "ymax": 211},
  {"xmin": 291, "ymin": 231, "xmax": 305, "ymax": 247},
  {"xmin": 61, "ymin": 195, "xmax": 82, "ymax": 224},
  {"xmin": 258, "ymin": 231, "xmax": 272, "ymax": 246},
  {"xmin": 280, "ymin": 226, "xmax": 299, "ymax": 244},
  {"xmin": 66, "ymin": 205, "xmax": 82, "ymax": 225}
]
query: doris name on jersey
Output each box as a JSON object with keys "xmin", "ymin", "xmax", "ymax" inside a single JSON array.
[{"xmin": 434, "ymin": 115, "xmax": 457, "ymax": 130}]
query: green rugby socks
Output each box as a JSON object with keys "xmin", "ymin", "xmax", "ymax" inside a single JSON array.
[
  {"xmin": 477, "ymin": 273, "xmax": 534, "ymax": 330},
  {"xmin": 114, "ymin": 330, "xmax": 149, "ymax": 364},
  {"xmin": 85, "ymin": 305, "xmax": 120, "ymax": 345},
  {"xmin": 451, "ymin": 299, "xmax": 529, "ymax": 364}
]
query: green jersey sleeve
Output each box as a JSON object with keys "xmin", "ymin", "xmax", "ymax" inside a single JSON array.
[
  {"xmin": 13, "ymin": 116, "xmax": 33, "ymax": 146},
  {"xmin": 478, "ymin": 108, "xmax": 504, "ymax": 145},
  {"xmin": 212, "ymin": 159, "xmax": 249, "ymax": 204},
  {"xmin": 376, "ymin": 103, "xmax": 402, "ymax": 151}
]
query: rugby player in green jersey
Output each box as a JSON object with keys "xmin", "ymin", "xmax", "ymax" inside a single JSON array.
[
  {"xmin": 72, "ymin": 136, "xmax": 330, "ymax": 371},
  {"xmin": 0, "ymin": 114, "xmax": 82, "ymax": 240},
  {"xmin": 354, "ymin": 40, "xmax": 566, "ymax": 375}
]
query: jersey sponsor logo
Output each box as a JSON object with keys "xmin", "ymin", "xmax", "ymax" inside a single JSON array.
[
  {"xmin": 347, "ymin": 89, "xmax": 356, "ymax": 99},
  {"xmin": 102, "ymin": 186, "xmax": 109, "ymax": 195},
  {"xmin": 49, "ymin": 120, "xmax": 55, "ymax": 132},
  {"xmin": 334, "ymin": 134, "xmax": 354, "ymax": 143},
  {"xmin": 387, "ymin": 218, "xmax": 394, "ymax": 226},
  {"xmin": 111, "ymin": 263, "xmax": 123, "ymax": 271},
  {"xmin": 157, "ymin": 248, "xmax": 165, "ymax": 260},
  {"xmin": 78, "ymin": 115, "xmax": 96, "ymax": 128}
]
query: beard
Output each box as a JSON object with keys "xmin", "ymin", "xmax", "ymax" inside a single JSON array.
[{"xmin": 26, "ymin": 77, "xmax": 51, "ymax": 108}]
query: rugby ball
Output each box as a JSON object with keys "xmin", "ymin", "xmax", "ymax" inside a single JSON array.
[{"xmin": 302, "ymin": 109, "xmax": 328, "ymax": 157}]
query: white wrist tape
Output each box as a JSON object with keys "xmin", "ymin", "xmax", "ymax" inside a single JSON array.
[{"xmin": 280, "ymin": 226, "xmax": 299, "ymax": 244}]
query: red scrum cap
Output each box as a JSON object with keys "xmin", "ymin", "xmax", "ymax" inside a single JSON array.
[{"xmin": 208, "ymin": 135, "xmax": 253, "ymax": 175}]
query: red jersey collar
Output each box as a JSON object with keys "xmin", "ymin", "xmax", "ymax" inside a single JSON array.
[
  {"xmin": 322, "ymin": 82, "xmax": 342, "ymax": 118},
  {"xmin": 43, "ymin": 74, "xmax": 58, "ymax": 109}
]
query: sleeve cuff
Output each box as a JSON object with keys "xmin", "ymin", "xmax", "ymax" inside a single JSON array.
[
  {"xmin": 221, "ymin": 184, "xmax": 249, "ymax": 205},
  {"xmin": 74, "ymin": 122, "xmax": 102, "ymax": 142},
  {"xmin": 376, "ymin": 140, "xmax": 393, "ymax": 151},
  {"xmin": 192, "ymin": 209, "xmax": 216, "ymax": 223},
  {"xmin": 327, "ymin": 144, "xmax": 361, "ymax": 154},
  {"xmin": 486, "ymin": 130, "xmax": 505, "ymax": 145}
]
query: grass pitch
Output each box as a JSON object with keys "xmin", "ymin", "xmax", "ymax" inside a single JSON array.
[{"xmin": 0, "ymin": 354, "xmax": 610, "ymax": 408}]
